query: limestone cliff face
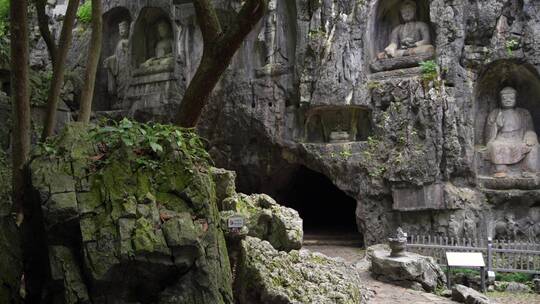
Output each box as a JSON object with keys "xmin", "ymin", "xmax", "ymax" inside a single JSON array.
[
  {"xmin": 48, "ymin": 0, "xmax": 540, "ymax": 244},
  {"xmin": 193, "ymin": 0, "xmax": 540, "ymax": 244}
]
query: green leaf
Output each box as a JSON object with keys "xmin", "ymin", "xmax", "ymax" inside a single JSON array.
[{"xmin": 149, "ymin": 142, "xmax": 163, "ymax": 153}]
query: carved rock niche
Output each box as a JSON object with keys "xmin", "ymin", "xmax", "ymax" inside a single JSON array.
[
  {"xmin": 132, "ymin": 7, "xmax": 175, "ymax": 74},
  {"xmin": 475, "ymin": 60, "xmax": 540, "ymax": 189},
  {"xmin": 368, "ymin": 0, "xmax": 435, "ymax": 73},
  {"xmin": 96, "ymin": 7, "xmax": 132, "ymax": 111},
  {"xmin": 304, "ymin": 107, "xmax": 372, "ymax": 143}
]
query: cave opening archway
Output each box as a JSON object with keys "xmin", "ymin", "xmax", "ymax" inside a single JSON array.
[{"xmin": 272, "ymin": 166, "xmax": 362, "ymax": 245}]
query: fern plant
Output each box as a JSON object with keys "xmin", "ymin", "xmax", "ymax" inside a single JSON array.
[
  {"xmin": 77, "ymin": 1, "xmax": 92, "ymax": 23},
  {"xmin": 419, "ymin": 60, "xmax": 439, "ymax": 82}
]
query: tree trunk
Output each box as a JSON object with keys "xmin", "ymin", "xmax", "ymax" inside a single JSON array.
[
  {"xmin": 10, "ymin": 0, "xmax": 31, "ymax": 222},
  {"xmin": 41, "ymin": 0, "xmax": 79, "ymax": 140},
  {"xmin": 174, "ymin": 0, "xmax": 267, "ymax": 128},
  {"xmin": 35, "ymin": 0, "xmax": 57, "ymax": 66},
  {"xmin": 78, "ymin": 0, "xmax": 103, "ymax": 123}
]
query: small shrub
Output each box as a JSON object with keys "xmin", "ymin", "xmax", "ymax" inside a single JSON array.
[
  {"xmin": 419, "ymin": 60, "xmax": 438, "ymax": 81},
  {"xmin": 496, "ymin": 272, "xmax": 533, "ymax": 283},
  {"xmin": 505, "ymin": 38, "xmax": 520, "ymax": 56},
  {"xmin": 77, "ymin": 1, "xmax": 92, "ymax": 24},
  {"xmin": 30, "ymin": 70, "xmax": 52, "ymax": 106}
]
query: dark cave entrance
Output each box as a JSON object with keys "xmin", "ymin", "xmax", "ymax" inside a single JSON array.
[{"xmin": 272, "ymin": 166, "xmax": 362, "ymax": 246}]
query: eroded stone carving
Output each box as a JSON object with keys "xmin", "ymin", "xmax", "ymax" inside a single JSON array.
[
  {"xmin": 136, "ymin": 20, "xmax": 174, "ymax": 75},
  {"xmin": 329, "ymin": 111, "xmax": 350, "ymax": 143},
  {"xmin": 104, "ymin": 21, "xmax": 130, "ymax": 103},
  {"xmin": 485, "ymin": 87, "xmax": 540, "ymax": 178},
  {"xmin": 371, "ymin": 0, "xmax": 435, "ymax": 72},
  {"xmin": 388, "ymin": 227, "xmax": 407, "ymax": 257},
  {"xmin": 304, "ymin": 107, "xmax": 371, "ymax": 143},
  {"xmin": 378, "ymin": 1, "xmax": 434, "ymax": 59}
]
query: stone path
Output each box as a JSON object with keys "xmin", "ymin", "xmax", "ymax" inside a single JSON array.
[
  {"xmin": 303, "ymin": 242, "xmax": 540, "ymax": 304},
  {"xmin": 303, "ymin": 243, "xmax": 456, "ymax": 303}
]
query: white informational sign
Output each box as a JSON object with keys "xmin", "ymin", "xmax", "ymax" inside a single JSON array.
[
  {"xmin": 227, "ymin": 216, "xmax": 244, "ymax": 229},
  {"xmin": 446, "ymin": 252, "xmax": 485, "ymax": 267}
]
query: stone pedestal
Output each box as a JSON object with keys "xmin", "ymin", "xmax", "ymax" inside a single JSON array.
[
  {"xmin": 124, "ymin": 72, "xmax": 182, "ymax": 122},
  {"xmin": 329, "ymin": 131, "xmax": 350, "ymax": 143},
  {"xmin": 370, "ymin": 52, "xmax": 435, "ymax": 73},
  {"xmin": 370, "ymin": 246, "xmax": 446, "ymax": 292}
]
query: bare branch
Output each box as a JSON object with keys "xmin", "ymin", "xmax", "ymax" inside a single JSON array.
[
  {"xmin": 34, "ymin": 0, "xmax": 57, "ymax": 65},
  {"xmin": 175, "ymin": 0, "xmax": 267, "ymax": 127},
  {"xmin": 41, "ymin": 0, "xmax": 80, "ymax": 140},
  {"xmin": 79, "ymin": 0, "xmax": 103, "ymax": 123},
  {"xmin": 193, "ymin": 0, "xmax": 222, "ymax": 43}
]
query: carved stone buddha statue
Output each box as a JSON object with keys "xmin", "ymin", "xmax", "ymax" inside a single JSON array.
[
  {"xmin": 138, "ymin": 20, "xmax": 174, "ymax": 74},
  {"xmin": 329, "ymin": 111, "xmax": 350, "ymax": 143},
  {"xmin": 485, "ymin": 87, "xmax": 540, "ymax": 178},
  {"xmin": 104, "ymin": 21, "xmax": 130, "ymax": 100},
  {"xmin": 378, "ymin": 1, "xmax": 434, "ymax": 60}
]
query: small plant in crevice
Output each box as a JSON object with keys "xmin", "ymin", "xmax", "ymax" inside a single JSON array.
[
  {"xmin": 505, "ymin": 38, "xmax": 520, "ymax": 56},
  {"xmin": 77, "ymin": 1, "xmax": 92, "ymax": 24},
  {"xmin": 419, "ymin": 60, "xmax": 438, "ymax": 82}
]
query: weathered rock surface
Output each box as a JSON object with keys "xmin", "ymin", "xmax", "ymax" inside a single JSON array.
[
  {"xmin": 504, "ymin": 282, "xmax": 531, "ymax": 293},
  {"xmin": 220, "ymin": 193, "xmax": 303, "ymax": 251},
  {"xmin": 451, "ymin": 284, "xmax": 490, "ymax": 304},
  {"xmin": 35, "ymin": 0, "xmax": 540, "ymax": 248},
  {"xmin": 369, "ymin": 246, "xmax": 446, "ymax": 292},
  {"xmin": 0, "ymin": 155, "xmax": 21, "ymax": 303},
  {"xmin": 0, "ymin": 214, "xmax": 21, "ymax": 303},
  {"xmin": 29, "ymin": 124, "xmax": 234, "ymax": 303},
  {"xmin": 235, "ymin": 236, "xmax": 370, "ymax": 304},
  {"xmin": 534, "ymin": 278, "xmax": 540, "ymax": 294}
]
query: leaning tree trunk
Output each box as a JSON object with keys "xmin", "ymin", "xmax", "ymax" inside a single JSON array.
[
  {"xmin": 10, "ymin": 0, "xmax": 31, "ymax": 221},
  {"xmin": 174, "ymin": 0, "xmax": 267, "ymax": 127},
  {"xmin": 41, "ymin": 0, "xmax": 79, "ymax": 141},
  {"xmin": 78, "ymin": 0, "xmax": 103, "ymax": 123},
  {"xmin": 35, "ymin": 0, "xmax": 57, "ymax": 66}
]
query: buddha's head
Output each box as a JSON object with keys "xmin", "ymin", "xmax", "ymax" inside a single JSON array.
[
  {"xmin": 157, "ymin": 20, "xmax": 171, "ymax": 38},
  {"xmin": 268, "ymin": 0, "xmax": 277, "ymax": 11},
  {"xmin": 500, "ymin": 86, "xmax": 517, "ymax": 109},
  {"xmin": 119, "ymin": 21, "xmax": 130, "ymax": 39},
  {"xmin": 400, "ymin": 1, "xmax": 417, "ymax": 22}
]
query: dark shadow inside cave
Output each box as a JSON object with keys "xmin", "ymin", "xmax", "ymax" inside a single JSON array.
[{"xmin": 272, "ymin": 166, "xmax": 362, "ymax": 245}]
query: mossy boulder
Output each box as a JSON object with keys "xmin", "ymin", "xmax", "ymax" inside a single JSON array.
[
  {"xmin": 220, "ymin": 193, "xmax": 303, "ymax": 251},
  {"xmin": 235, "ymin": 236, "xmax": 370, "ymax": 304},
  {"xmin": 29, "ymin": 123, "xmax": 234, "ymax": 303}
]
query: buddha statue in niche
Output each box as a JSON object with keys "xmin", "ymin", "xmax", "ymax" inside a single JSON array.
[
  {"xmin": 139, "ymin": 20, "xmax": 174, "ymax": 73},
  {"xmin": 329, "ymin": 111, "xmax": 350, "ymax": 143},
  {"xmin": 104, "ymin": 21, "xmax": 130, "ymax": 100},
  {"xmin": 485, "ymin": 87, "xmax": 540, "ymax": 178},
  {"xmin": 377, "ymin": 0, "xmax": 434, "ymax": 59}
]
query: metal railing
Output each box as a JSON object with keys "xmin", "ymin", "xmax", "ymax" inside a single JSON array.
[{"xmin": 407, "ymin": 234, "xmax": 540, "ymax": 274}]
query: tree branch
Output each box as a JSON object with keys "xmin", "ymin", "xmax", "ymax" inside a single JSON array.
[
  {"xmin": 78, "ymin": 0, "xmax": 103, "ymax": 123},
  {"xmin": 41, "ymin": 0, "xmax": 79, "ymax": 140},
  {"xmin": 221, "ymin": 0, "xmax": 266, "ymax": 49},
  {"xmin": 193, "ymin": 0, "xmax": 222, "ymax": 44},
  {"xmin": 34, "ymin": 0, "xmax": 57, "ymax": 66},
  {"xmin": 11, "ymin": 0, "xmax": 31, "ymax": 223},
  {"xmin": 174, "ymin": 0, "xmax": 267, "ymax": 127}
]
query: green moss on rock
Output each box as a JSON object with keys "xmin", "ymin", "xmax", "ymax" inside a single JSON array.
[{"xmin": 29, "ymin": 122, "xmax": 234, "ymax": 303}]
